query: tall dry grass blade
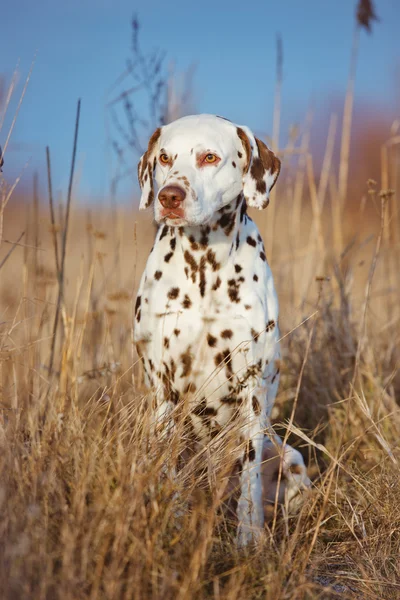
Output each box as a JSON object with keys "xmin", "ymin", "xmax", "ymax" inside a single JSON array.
[
  {"xmin": 32, "ymin": 171, "xmax": 39, "ymax": 291},
  {"xmin": 0, "ymin": 64, "xmax": 19, "ymax": 133},
  {"xmin": 338, "ymin": 22, "xmax": 359, "ymax": 212},
  {"xmin": 60, "ymin": 99, "xmax": 81, "ymax": 277},
  {"xmin": 272, "ymin": 34, "xmax": 283, "ymax": 153},
  {"xmin": 290, "ymin": 109, "xmax": 312, "ymax": 258},
  {"xmin": 1, "ymin": 58, "xmax": 35, "ymax": 159},
  {"xmin": 0, "ymin": 158, "xmax": 30, "ymax": 248},
  {"xmin": 330, "ymin": 172, "xmax": 343, "ymax": 254},
  {"xmin": 317, "ymin": 113, "xmax": 338, "ymax": 210},
  {"xmin": 306, "ymin": 154, "xmax": 325, "ymax": 271},
  {"xmin": 46, "ymin": 146, "xmax": 60, "ymax": 274},
  {"xmin": 266, "ymin": 35, "xmax": 283, "ymax": 261},
  {"xmin": 351, "ymin": 189, "xmax": 388, "ymax": 389},
  {"xmin": 50, "ymin": 99, "xmax": 81, "ymax": 374},
  {"xmin": 47, "ymin": 147, "xmax": 60, "ymax": 375},
  {"xmin": 0, "ymin": 230, "xmax": 25, "ymax": 271}
]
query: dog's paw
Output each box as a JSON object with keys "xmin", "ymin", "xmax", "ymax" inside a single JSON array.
[{"xmin": 262, "ymin": 439, "xmax": 311, "ymax": 520}]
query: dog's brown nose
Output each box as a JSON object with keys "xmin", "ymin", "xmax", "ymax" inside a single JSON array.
[{"xmin": 158, "ymin": 185, "xmax": 186, "ymax": 209}]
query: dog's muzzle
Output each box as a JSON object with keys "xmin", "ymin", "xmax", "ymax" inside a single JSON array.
[{"xmin": 158, "ymin": 185, "xmax": 186, "ymax": 220}]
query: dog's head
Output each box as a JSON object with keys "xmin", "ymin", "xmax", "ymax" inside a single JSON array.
[{"xmin": 137, "ymin": 114, "xmax": 281, "ymax": 226}]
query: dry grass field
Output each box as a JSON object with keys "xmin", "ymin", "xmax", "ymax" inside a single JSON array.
[{"xmin": 1, "ymin": 48, "xmax": 400, "ymax": 600}]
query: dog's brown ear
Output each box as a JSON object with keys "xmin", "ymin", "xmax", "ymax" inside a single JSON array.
[
  {"xmin": 137, "ymin": 128, "xmax": 162, "ymax": 210},
  {"xmin": 237, "ymin": 126, "xmax": 281, "ymax": 210}
]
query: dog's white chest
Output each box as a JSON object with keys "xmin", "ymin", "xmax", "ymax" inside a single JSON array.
[{"xmin": 134, "ymin": 215, "xmax": 280, "ymax": 439}]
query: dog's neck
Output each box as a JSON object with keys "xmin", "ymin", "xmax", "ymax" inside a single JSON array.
[{"xmin": 160, "ymin": 194, "xmax": 248, "ymax": 263}]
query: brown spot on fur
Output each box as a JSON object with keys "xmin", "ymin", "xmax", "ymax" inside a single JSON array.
[
  {"xmin": 192, "ymin": 398, "xmax": 217, "ymax": 427},
  {"xmin": 247, "ymin": 236, "xmax": 256, "ymax": 247},
  {"xmin": 271, "ymin": 368, "xmax": 280, "ymax": 384},
  {"xmin": 164, "ymin": 337, "xmax": 170, "ymax": 349},
  {"xmin": 244, "ymin": 440, "xmax": 256, "ymax": 462},
  {"xmin": 211, "ymin": 424, "xmax": 222, "ymax": 438},
  {"xmin": 232, "ymin": 161, "xmax": 236, "ymax": 168},
  {"xmin": 170, "ymin": 390, "xmax": 180, "ymax": 404},
  {"xmin": 252, "ymin": 396, "xmax": 261, "ymax": 415},
  {"xmin": 207, "ymin": 334, "xmax": 217, "ymax": 347},
  {"xmin": 212, "ymin": 276, "xmax": 221, "ymax": 290},
  {"xmin": 174, "ymin": 328, "xmax": 181, "ymax": 337},
  {"xmin": 135, "ymin": 295, "xmax": 141, "ymax": 322},
  {"xmin": 221, "ymin": 329, "xmax": 233, "ymax": 339},
  {"xmin": 168, "ymin": 287, "xmax": 180, "ymax": 299},
  {"xmin": 240, "ymin": 200, "xmax": 247, "ymax": 222},
  {"xmin": 217, "ymin": 212, "xmax": 235, "ymax": 235},
  {"xmin": 162, "ymin": 360, "xmax": 179, "ymax": 403},
  {"xmin": 253, "ymin": 274, "xmax": 258, "ymax": 282},
  {"xmin": 154, "ymin": 270, "xmax": 162, "ymax": 280},
  {"xmin": 214, "ymin": 349, "xmax": 233, "ymax": 377},
  {"xmin": 234, "ymin": 264, "xmax": 242, "ymax": 273},
  {"xmin": 266, "ymin": 320, "xmax": 276, "ymax": 332},
  {"xmin": 170, "ymin": 237, "xmax": 176, "ymax": 250},
  {"xmin": 250, "ymin": 157, "xmax": 267, "ymax": 194},
  {"xmin": 159, "ymin": 225, "xmax": 169, "ymax": 240},
  {"xmin": 199, "ymin": 255, "xmax": 206, "ymax": 297},
  {"xmin": 184, "ymin": 382, "xmax": 197, "ymax": 394},
  {"xmin": 180, "ymin": 350, "xmax": 193, "ymax": 377},
  {"xmin": 138, "ymin": 128, "xmax": 161, "ymax": 190},
  {"xmin": 251, "ymin": 328, "xmax": 260, "ymax": 342},
  {"xmin": 193, "ymin": 398, "xmax": 217, "ymax": 417},
  {"xmin": 235, "ymin": 232, "xmax": 240, "ymax": 250},
  {"xmin": 289, "ymin": 464, "xmax": 304, "ymax": 475},
  {"xmin": 221, "ymin": 395, "xmax": 239, "ymax": 404},
  {"xmin": 236, "ymin": 127, "xmax": 251, "ymax": 172},
  {"xmin": 200, "ymin": 226, "xmax": 210, "ymax": 248},
  {"xmin": 206, "ymin": 248, "xmax": 220, "ymax": 271},
  {"xmin": 189, "ymin": 235, "xmax": 199, "ymax": 251},
  {"xmin": 164, "ymin": 252, "xmax": 173, "ymax": 263},
  {"xmin": 227, "ymin": 279, "xmax": 240, "ymax": 303},
  {"xmin": 260, "ymin": 251, "xmax": 267, "ymax": 262},
  {"xmin": 182, "ymin": 294, "xmax": 192, "ymax": 309},
  {"xmin": 184, "ymin": 250, "xmax": 198, "ymax": 282},
  {"xmin": 254, "ymin": 137, "xmax": 281, "ymax": 193}
]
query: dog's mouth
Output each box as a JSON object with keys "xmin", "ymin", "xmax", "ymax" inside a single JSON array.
[{"xmin": 159, "ymin": 207, "xmax": 186, "ymax": 223}]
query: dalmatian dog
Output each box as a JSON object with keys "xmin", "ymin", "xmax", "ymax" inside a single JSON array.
[{"xmin": 134, "ymin": 114, "xmax": 309, "ymax": 546}]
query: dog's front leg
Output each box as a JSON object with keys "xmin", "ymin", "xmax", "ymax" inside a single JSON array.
[{"xmin": 236, "ymin": 420, "xmax": 265, "ymax": 547}]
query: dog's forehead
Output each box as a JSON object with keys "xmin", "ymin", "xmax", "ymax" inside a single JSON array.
[{"xmin": 160, "ymin": 114, "xmax": 239, "ymax": 152}]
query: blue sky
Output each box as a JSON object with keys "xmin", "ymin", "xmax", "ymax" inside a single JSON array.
[{"xmin": 1, "ymin": 0, "xmax": 399, "ymax": 203}]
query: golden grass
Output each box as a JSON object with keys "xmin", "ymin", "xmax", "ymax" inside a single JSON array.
[{"xmin": 1, "ymin": 66, "xmax": 400, "ymax": 599}]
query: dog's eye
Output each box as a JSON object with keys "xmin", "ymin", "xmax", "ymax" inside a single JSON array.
[
  {"xmin": 159, "ymin": 154, "xmax": 170, "ymax": 165},
  {"xmin": 204, "ymin": 154, "xmax": 218, "ymax": 163}
]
